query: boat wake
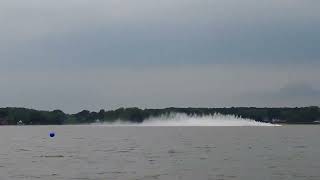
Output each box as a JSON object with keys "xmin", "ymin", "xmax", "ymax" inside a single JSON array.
[{"xmin": 93, "ymin": 113, "xmax": 280, "ymax": 126}]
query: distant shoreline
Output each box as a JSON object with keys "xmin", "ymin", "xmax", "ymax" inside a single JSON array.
[{"xmin": 1, "ymin": 107, "xmax": 319, "ymax": 125}]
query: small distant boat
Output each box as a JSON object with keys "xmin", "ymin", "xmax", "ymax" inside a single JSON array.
[{"xmin": 17, "ymin": 120, "xmax": 24, "ymax": 126}]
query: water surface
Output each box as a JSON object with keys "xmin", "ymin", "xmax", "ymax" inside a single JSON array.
[{"xmin": 0, "ymin": 125, "xmax": 319, "ymax": 180}]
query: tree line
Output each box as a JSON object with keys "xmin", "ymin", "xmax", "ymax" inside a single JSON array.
[{"xmin": 0, "ymin": 106, "xmax": 319, "ymax": 125}]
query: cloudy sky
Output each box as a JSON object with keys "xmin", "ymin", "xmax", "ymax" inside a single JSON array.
[{"xmin": 0, "ymin": 0, "xmax": 319, "ymax": 113}]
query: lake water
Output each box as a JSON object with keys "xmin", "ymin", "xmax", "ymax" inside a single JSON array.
[{"xmin": 0, "ymin": 125, "xmax": 319, "ymax": 180}]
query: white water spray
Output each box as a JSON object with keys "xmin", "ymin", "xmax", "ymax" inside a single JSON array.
[{"xmin": 94, "ymin": 113, "xmax": 280, "ymax": 126}]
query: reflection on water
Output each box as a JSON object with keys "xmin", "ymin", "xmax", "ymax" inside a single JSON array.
[{"xmin": 0, "ymin": 125, "xmax": 319, "ymax": 180}]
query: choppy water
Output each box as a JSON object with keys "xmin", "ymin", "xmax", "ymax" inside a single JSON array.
[{"xmin": 0, "ymin": 125, "xmax": 319, "ymax": 180}]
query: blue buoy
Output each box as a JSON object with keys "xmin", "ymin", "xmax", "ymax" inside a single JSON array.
[{"xmin": 49, "ymin": 132, "xmax": 55, "ymax": 138}]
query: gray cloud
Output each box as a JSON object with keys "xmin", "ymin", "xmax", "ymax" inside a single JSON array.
[
  {"xmin": 236, "ymin": 83, "xmax": 320, "ymax": 107},
  {"xmin": 1, "ymin": 0, "xmax": 320, "ymax": 68},
  {"xmin": 0, "ymin": 64, "xmax": 319, "ymax": 113},
  {"xmin": 0, "ymin": 0, "xmax": 319, "ymax": 111}
]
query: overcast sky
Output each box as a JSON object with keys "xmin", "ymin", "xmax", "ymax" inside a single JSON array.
[{"xmin": 0, "ymin": 0, "xmax": 319, "ymax": 113}]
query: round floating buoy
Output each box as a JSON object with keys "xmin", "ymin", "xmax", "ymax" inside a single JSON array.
[{"xmin": 49, "ymin": 132, "xmax": 55, "ymax": 138}]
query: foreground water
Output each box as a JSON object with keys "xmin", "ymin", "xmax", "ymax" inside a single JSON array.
[{"xmin": 0, "ymin": 125, "xmax": 319, "ymax": 180}]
